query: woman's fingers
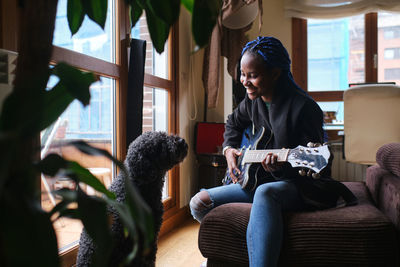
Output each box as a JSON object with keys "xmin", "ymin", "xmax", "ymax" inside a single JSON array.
[
  {"xmin": 262, "ymin": 152, "xmax": 279, "ymax": 171},
  {"xmin": 225, "ymin": 148, "xmax": 241, "ymax": 183},
  {"xmin": 228, "ymin": 160, "xmax": 241, "ymax": 183}
]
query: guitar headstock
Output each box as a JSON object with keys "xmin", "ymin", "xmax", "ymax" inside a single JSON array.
[{"xmin": 287, "ymin": 143, "xmax": 330, "ymax": 177}]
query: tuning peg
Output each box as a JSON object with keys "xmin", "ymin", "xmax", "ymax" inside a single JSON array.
[
  {"xmin": 307, "ymin": 142, "xmax": 314, "ymax": 147},
  {"xmin": 323, "ymin": 142, "xmax": 328, "ymax": 146},
  {"xmin": 312, "ymin": 173, "xmax": 321, "ymax": 179},
  {"xmin": 314, "ymin": 143, "xmax": 321, "ymax": 147},
  {"xmin": 307, "ymin": 170, "xmax": 312, "ymax": 176},
  {"xmin": 298, "ymin": 169, "xmax": 306, "ymax": 176}
]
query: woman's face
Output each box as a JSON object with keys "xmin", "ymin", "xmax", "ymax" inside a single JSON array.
[{"xmin": 240, "ymin": 52, "xmax": 281, "ymax": 102}]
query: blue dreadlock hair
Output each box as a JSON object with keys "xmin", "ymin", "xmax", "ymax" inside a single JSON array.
[
  {"xmin": 241, "ymin": 36, "xmax": 291, "ymax": 71},
  {"xmin": 241, "ymin": 36, "xmax": 309, "ymax": 97}
]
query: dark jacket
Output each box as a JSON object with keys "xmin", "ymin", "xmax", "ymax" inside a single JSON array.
[{"xmin": 223, "ymin": 73, "xmax": 357, "ymax": 210}]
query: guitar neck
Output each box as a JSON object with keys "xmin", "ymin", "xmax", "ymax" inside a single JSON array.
[{"xmin": 242, "ymin": 149, "xmax": 290, "ymax": 164}]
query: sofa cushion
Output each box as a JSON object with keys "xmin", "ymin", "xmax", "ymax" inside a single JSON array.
[
  {"xmin": 199, "ymin": 182, "xmax": 399, "ymax": 266},
  {"xmin": 376, "ymin": 142, "xmax": 400, "ymax": 177}
]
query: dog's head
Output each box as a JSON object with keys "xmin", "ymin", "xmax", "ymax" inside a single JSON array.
[{"xmin": 125, "ymin": 131, "xmax": 188, "ymax": 181}]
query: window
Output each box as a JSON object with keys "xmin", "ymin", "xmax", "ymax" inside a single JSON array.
[
  {"xmin": 131, "ymin": 14, "xmax": 178, "ymax": 204},
  {"xmin": 384, "ymin": 68, "xmax": 400, "ymax": 80},
  {"xmin": 53, "ymin": 0, "xmax": 115, "ymax": 62},
  {"xmin": 39, "ymin": 2, "xmax": 180, "ymax": 264},
  {"xmin": 383, "ymin": 26, "xmax": 400, "ymax": 39},
  {"xmin": 292, "ymin": 12, "xmax": 400, "ymax": 128},
  {"xmin": 41, "ymin": 0, "xmax": 118, "ymax": 256},
  {"xmin": 384, "ymin": 47, "xmax": 400, "ymax": 59},
  {"xmin": 1, "ymin": 0, "xmax": 178, "ymax": 265},
  {"xmin": 308, "ymin": 16, "xmax": 365, "ymax": 92},
  {"xmin": 378, "ymin": 13, "xmax": 400, "ymax": 84}
]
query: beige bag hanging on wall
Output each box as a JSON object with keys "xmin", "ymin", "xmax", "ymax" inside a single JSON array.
[{"xmin": 202, "ymin": 0, "xmax": 263, "ymax": 109}]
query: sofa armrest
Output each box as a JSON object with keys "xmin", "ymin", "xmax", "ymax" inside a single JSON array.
[
  {"xmin": 376, "ymin": 143, "xmax": 400, "ymax": 177},
  {"xmin": 366, "ymin": 143, "xmax": 400, "ymax": 231}
]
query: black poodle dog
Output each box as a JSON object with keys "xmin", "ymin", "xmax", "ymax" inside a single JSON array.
[{"xmin": 76, "ymin": 131, "xmax": 188, "ymax": 267}]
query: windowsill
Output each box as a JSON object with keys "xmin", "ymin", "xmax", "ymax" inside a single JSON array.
[{"xmin": 324, "ymin": 123, "xmax": 344, "ymax": 131}]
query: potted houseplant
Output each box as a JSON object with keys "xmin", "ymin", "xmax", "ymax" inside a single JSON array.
[{"xmin": 0, "ymin": 0, "xmax": 222, "ymax": 266}]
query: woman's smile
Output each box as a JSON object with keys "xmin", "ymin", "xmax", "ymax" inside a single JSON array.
[{"xmin": 246, "ymin": 87, "xmax": 257, "ymax": 97}]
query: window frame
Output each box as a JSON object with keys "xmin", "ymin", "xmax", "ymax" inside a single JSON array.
[
  {"xmin": 141, "ymin": 26, "xmax": 180, "ymax": 215},
  {"xmin": 292, "ymin": 13, "xmax": 379, "ymax": 102}
]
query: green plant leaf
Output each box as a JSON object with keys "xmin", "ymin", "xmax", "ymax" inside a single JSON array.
[
  {"xmin": 77, "ymin": 188, "xmax": 113, "ymax": 267},
  {"xmin": 50, "ymin": 189, "xmax": 78, "ymax": 219},
  {"xmin": 54, "ymin": 187, "xmax": 79, "ymax": 202},
  {"xmin": 0, "ymin": 71, "xmax": 49, "ymax": 134},
  {"xmin": 65, "ymin": 161, "xmax": 116, "ymax": 199},
  {"xmin": 53, "ymin": 62, "xmax": 95, "ymax": 106},
  {"xmin": 1, "ymin": 193, "xmax": 59, "ymax": 266},
  {"xmin": 58, "ymin": 208, "xmax": 81, "ymax": 219},
  {"xmin": 82, "ymin": 0, "xmax": 108, "ymax": 29},
  {"xmin": 37, "ymin": 153, "xmax": 68, "ymax": 176},
  {"xmin": 145, "ymin": 6, "xmax": 170, "ymax": 53},
  {"xmin": 38, "ymin": 83, "xmax": 74, "ymax": 133},
  {"xmin": 103, "ymin": 198, "xmax": 139, "ymax": 263},
  {"xmin": 146, "ymin": 0, "xmax": 180, "ymax": 25},
  {"xmin": 67, "ymin": 0, "xmax": 85, "ymax": 35},
  {"xmin": 181, "ymin": 0, "xmax": 193, "ymax": 13},
  {"xmin": 192, "ymin": 0, "xmax": 222, "ymax": 47},
  {"xmin": 11, "ymin": 62, "xmax": 97, "ymax": 136},
  {"xmin": 129, "ymin": 0, "xmax": 144, "ymax": 27},
  {"xmin": 69, "ymin": 140, "xmax": 128, "ymax": 176},
  {"xmin": 0, "ymin": 133, "xmax": 17, "ymax": 195},
  {"xmin": 50, "ymin": 199, "xmax": 72, "ymax": 218},
  {"xmin": 0, "ymin": 85, "xmax": 68, "ymax": 136}
]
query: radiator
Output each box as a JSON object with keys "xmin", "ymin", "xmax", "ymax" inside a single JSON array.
[{"xmin": 330, "ymin": 143, "xmax": 369, "ymax": 182}]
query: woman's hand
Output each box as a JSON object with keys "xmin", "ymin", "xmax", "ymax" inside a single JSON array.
[
  {"xmin": 261, "ymin": 152, "xmax": 283, "ymax": 172},
  {"xmin": 225, "ymin": 148, "xmax": 242, "ymax": 184}
]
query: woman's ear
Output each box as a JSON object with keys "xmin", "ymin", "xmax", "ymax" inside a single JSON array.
[{"xmin": 271, "ymin": 68, "xmax": 282, "ymax": 82}]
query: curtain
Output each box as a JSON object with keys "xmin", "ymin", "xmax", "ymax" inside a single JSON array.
[
  {"xmin": 285, "ymin": 0, "xmax": 400, "ymax": 19},
  {"xmin": 126, "ymin": 38, "xmax": 146, "ymax": 149}
]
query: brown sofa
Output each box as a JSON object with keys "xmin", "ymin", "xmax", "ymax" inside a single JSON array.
[{"xmin": 198, "ymin": 143, "xmax": 400, "ymax": 266}]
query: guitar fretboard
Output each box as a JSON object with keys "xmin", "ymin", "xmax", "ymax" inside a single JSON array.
[{"xmin": 242, "ymin": 149, "xmax": 290, "ymax": 163}]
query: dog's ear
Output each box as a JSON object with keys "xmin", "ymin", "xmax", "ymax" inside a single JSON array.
[{"xmin": 167, "ymin": 135, "xmax": 188, "ymax": 163}]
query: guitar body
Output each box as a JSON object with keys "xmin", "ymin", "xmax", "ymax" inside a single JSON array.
[{"xmin": 222, "ymin": 126, "xmax": 272, "ymax": 191}]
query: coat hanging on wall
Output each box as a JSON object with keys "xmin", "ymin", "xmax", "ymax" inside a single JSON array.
[{"xmin": 202, "ymin": 0, "xmax": 263, "ymax": 108}]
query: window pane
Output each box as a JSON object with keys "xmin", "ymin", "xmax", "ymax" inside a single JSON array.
[
  {"xmin": 53, "ymin": 0, "xmax": 115, "ymax": 63},
  {"xmin": 378, "ymin": 12, "xmax": 400, "ymax": 84},
  {"xmin": 142, "ymin": 86, "xmax": 169, "ymax": 199},
  {"xmin": 41, "ymin": 76, "xmax": 115, "ymax": 252},
  {"xmin": 131, "ymin": 15, "xmax": 169, "ymax": 79},
  {"xmin": 318, "ymin": 101, "xmax": 344, "ymax": 130},
  {"xmin": 308, "ymin": 15, "xmax": 365, "ymax": 91},
  {"xmin": 142, "ymin": 87, "xmax": 169, "ymax": 133}
]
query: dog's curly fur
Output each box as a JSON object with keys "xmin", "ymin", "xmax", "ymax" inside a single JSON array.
[{"xmin": 76, "ymin": 131, "xmax": 188, "ymax": 267}]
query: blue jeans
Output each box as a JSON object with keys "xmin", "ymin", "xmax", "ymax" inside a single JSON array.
[{"xmin": 190, "ymin": 181, "xmax": 306, "ymax": 267}]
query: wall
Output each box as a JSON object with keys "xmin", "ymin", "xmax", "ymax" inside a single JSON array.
[
  {"xmin": 178, "ymin": 9, "xmax": 205, "ymax": 206},
  {"xmin": 247, "ymin": 0, "xmax": 292, "ymax": 62},
  {"xmin": 177, "ymin": 0, "xmax": 293, "ymax": 208}
]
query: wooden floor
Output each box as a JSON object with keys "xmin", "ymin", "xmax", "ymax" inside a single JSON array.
[{"xmin": 156, "ymin": 219, "xmax": 206, "ymax": 267}]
